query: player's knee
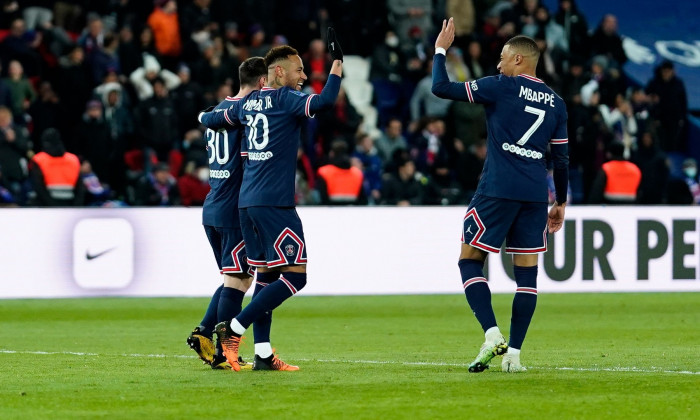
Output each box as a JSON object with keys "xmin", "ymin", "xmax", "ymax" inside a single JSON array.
[
  {"xmin": 281, "ymin": 271, "xmax": 307, "ymax": 293},
  {"xmin": 513, "ymin": 265, "xmax": 538, "ymax": 288}
]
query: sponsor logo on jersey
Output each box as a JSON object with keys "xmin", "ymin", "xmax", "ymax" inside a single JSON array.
[
  {"xmin": 248, "ymin": 151, "xmax": 274, "ymax": 161},
  {"xmin": 470, "ymin": 81, "xmax": 478, "ymax": 91},
  {"xmin": 209, "ymin": 169, "xmax": 231, "ymax": 179},
  {"xmin": 502, "ymin": 142, "xmax": 543, "ymax": 159}
]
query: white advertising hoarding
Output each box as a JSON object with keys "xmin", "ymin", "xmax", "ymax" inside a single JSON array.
[{"xmin": 0, "ymin": 206, "xmax": 698, "ymax": 298}]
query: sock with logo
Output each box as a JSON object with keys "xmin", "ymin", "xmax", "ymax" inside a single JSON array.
[
  {"xmin": 252, "ymin": 271, "xmax": 277, "ymax": 345},
  {"xmin": 234, "ymin": 272, "xmax": 307, "ymax": 331},
  {"xmin": 509, "ymin": 265, "xmax": 538, "ymax": 349},
  {"xmin": 459, "ymin": 259, "xmax": 498, "ymax": 332},
  {"xmin": 199, "ymin": 284, "xmax": 223, "ymax": 336}
]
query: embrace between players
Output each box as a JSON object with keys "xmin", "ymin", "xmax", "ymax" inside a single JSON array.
[{"xmin": 187, "ymin": 19, "xmax": 568, "ymax": 374}]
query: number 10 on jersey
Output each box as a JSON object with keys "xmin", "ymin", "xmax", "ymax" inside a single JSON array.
[{"xmin": 245, "ymin": 114, "xmax": 269, "ymax": 150}]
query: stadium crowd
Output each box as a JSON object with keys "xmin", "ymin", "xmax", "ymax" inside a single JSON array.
[{"xmin": 0, "ymin": 0, "xmax": 697, "ymax": 207}]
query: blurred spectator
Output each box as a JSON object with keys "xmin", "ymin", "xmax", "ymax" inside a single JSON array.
[
  {"xmin": 302, "ymin": 39, "xmax": 330, "ymax": 95},
  {"xmin": 666, "ymin": 158, "xmax": 700, "ymax": 205},
  {"xmin": 133, "ymin": 162, "xmax": 179, "ymax": 206},
  {"xmin": 316, "ymin": 87, "xmax": 362, "ymax": 153},
  {"xmin": 247, "ymin": 24, "xmax": 270, "ymax": 59},
  {"xmin": 376, "ymin": 117, "xmax": 408, "ymax": 168},
  {"xmin": 645, "ymin": 60, "xmax": 688, "ymax": 153},
  {"xmin": 295, "ymin": 147, "xmax": 316, "ymax": 205},
  {"xmin": 0, "ymin": 105, "xmax": 28, "ymax": 202},
  {"xmin": 445, "ymin": 48, "xmax": 469, "ymax": 82},
  {"xmin": 370, "ymin": 30, "xmax": 408, "ymax": 128},
  {"xmin": 88, "ymin": 32, "xmax": 120, "ymax": 86},
  {"xmin": 74, "ymin": 100, "xmax": 116, "ymax": 190},
  {"xmin": 598, "ymin": 94, "xmax": 638, "ymax": 157},
  {"xmin": 117, "ymin": 25, "xmax": 142, "ymax": 77},
  {"xmin": 147, "ymin": 0, "xmax": 181, "ymax": 70},
  {"xmin": 381, "ymin": 151, "xmax": 425, "ymax": 206},
  {"xmin": 135, "ymin": 76, "xmax": 178, "ymax": 162},
  {"xmin": 410, "ymin": 58, "xmax": 451, "ymax": 121},
  {"xmin": 387, "ymin": 0, "xmax": 433, "ymax": 48},
  {"xmin": 80, "ymin": 159, "xmax": 112, "ymax": 206},
  {"xmin": 352, "ymin": 133, "xmax": 383, "ymax": 204},
  {"xmin": 589, "ymin": 14, "xmax": 627, "ymax": 69},
  {"xmin": 0, "ymin": 1, "xmax": 21, "ymax": 30},
  {"xmin": 316, "ymin": 140, "xmax": 366, "ymax": 205},
  {"xmin": 56, "ymin": 46, "xmax": 91, "ymax": 130},
  {"xmin": 27, "ymin": 81, "xmax": 63, "ymax": 149},
  {"xmin": 629, "ymin": 87, "xmax": 652, "ymax": 135},
  {"xmin": 410, "ymin": 117, "xmax": 448, "ymax": 175},
  {"xmin": 78, "ymin": 14, "xmax": 104, "ymax": 58},
  {"xmin": 589, "ymin": 142, "xmax": 641, "ymax": 204},
  {"xmin": 0, "ymin": 164, "xmax": 18, "ymax": 206},
  {"xmin": 2, "ymin": 60, "xmax": 35, "ymax": 121},
  {"xmin": 560, "ymin": 56, "xmax": 586, "ymax": 104},
  {"xmin": 53, "ymin": 1, "xmax": 84, "ymax": 33},
  {"xmin": 0, "ymin": 62, "xmax": 11, "ymax": 109},
  {"xmin": 23, "ymin": 1, "xmax": 53, "ymax": 31},
  {"xmin": 454, "ymin": 137, "xmax": 486, "ymax": 202},
  {"xmin": 632, "ymin": 131, "xmax": 669, "ymax": 204},
  {"xmin": 0, "ymin": 18, "xmax": 41, "ymax": 77},
  {"xmin": 97, "ymin": 82, "xmax": 134, "ymax": 152},
  {"xmin": 523, "ymin": 5, "xmax": 568, "ymax": 65},
  {"xmin": 464, "ymin": 40, "xmax": 486, "ymax": 80},
  {"xmin": 177, "ymin": 161, "xmax": 210, "ymax": 206},
  {"xmin": 29, "ymin": 128, "xmax": 84, "ymax": 206},
  {"xmin": 180, "ymin": 0, "xmax": 213, "ymax": 40},
  {"xmin": 171, "ymin": 64, "xmax": 205, "ymax": 135},
  {"xmin": 192, "ymin": 38, "xmax": 237, "ymax": 93},
  {"xmin": 447, "ymin": 0, "xmax": 476, "ymax": 52},
  {"xmin": 129, "ymin": 53, "xmax": 180, "ymax": 100},
  {"xmin": 181, "ymin": 129, "xmax": 207, "ymax": 169},
  {"xmin": 554, "ymin": 0, "xmax": 589, "ymax": 61}
]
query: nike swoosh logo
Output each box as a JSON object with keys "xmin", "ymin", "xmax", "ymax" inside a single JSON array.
[{"xmin": 86, "ymin": 247, "xmax": 116, "ymax": 260}]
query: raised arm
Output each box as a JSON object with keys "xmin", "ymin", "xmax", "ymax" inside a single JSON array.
[
  {"xmin": 431, "ymin": 18, "xmax": 470, "ymax": 101},
  {"xmin": 198, "ymin": 106, "xmax": 236, "ymax": 130}
]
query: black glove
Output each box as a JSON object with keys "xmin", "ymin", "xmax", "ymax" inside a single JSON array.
[{"xmin": 327, "ymin": 27, "xmax": 343, "ymax": 62}]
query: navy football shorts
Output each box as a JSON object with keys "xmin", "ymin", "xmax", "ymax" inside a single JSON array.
[
  {"xmin": 203, "ymin": 225, "xmax": 253, "ymax": 276},
  {"xmin": 461, "ymin": 194, "xmax": 548, "ymax": 254},
  {"xmin": 239, "ymin": 207, "xmax": 307, "ymax": 267}
]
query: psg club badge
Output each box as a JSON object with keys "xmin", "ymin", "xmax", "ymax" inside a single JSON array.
[{"xmin": 285, "ymin": 244, "xmax": 295, "ymax": 256}]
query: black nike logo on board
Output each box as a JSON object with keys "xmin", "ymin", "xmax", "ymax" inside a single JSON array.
[{"xmin": 86, "ymin": 247, "xmax": 116, "ymax": 260}]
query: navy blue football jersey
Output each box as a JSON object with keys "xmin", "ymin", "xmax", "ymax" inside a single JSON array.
[
  {"xmin": 201, "ymin": 96, "xmax": 245, "ymax": 228},
  {"xmin": 432, "ymin": 54, "xmax": 569, "ymax": 203},
  {"xmin": 200, "ymin": 75, "xmax": 341, "ymax": 207}
]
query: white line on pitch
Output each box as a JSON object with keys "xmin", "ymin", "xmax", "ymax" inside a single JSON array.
[{"xmin": 1, "ymin": 349, "xmax": 697, "ymax": 375}]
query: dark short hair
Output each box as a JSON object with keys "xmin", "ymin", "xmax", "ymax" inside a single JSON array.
[
  {"xmin": 505, "ymin": 35, "xmax": 540, "ymax": 61},
  {"xmin": 238, "ymin": 57, "xmax": 267, "ymax": 87},
  {"xmin": 264, "ymin": 45, "xmax": 299, "ymax": 68}
]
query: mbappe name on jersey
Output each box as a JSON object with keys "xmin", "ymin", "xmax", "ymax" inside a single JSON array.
[{"xmin": 519, "ymin": 86, "xmax": 555, "ymax": 108}]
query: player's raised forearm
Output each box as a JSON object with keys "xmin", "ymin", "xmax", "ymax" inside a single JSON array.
[
  {"xmin": 308, "ymin": 73, "xmax": 341, "ymax": 113},
  {"xmin": 198, "ymin": 109, "xmax": 229, "ymax": 130},
  {"xmin": 431, "ymin": 53, "xmax": 468, "ymax": 100},
  {"xmin": 330, "ymin": 59, "xmax": 342, "ymax": 77}
]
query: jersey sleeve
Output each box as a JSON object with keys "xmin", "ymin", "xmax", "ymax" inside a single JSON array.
[
  {"xmin": 550, "ymin": 106, "xmax": 570, "ymax": 203},
  {"xmin": 199, "ymin": 102, "xmax": 240, "ymax": 129},
  {"xmin": 464, "ymin": 76, "xmax": 504, "ymax": 105},
  {"xmin": 239, "ymin": 127, "xmax": 248, "ymax": 158},
  {"xmin": 282, "ymin": 74, "xmax": 341, "ymax": 118}
]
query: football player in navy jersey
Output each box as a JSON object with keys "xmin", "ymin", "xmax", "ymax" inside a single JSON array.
[
  {"xmin": 198, "ymin": 29, "xmax": 344, "ymax": 371},
  {"xmin": 186, "ymin": 57, "xmax": 270, "ymax": 370},
  {"xmin": 432, "ymin": 18, "xmax": 568, "ymax": 373}
]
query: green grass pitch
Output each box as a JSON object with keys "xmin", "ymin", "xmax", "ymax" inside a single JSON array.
[{"xmin": 1, "ymin": 293, "xmax": 698, "ymax": 419}]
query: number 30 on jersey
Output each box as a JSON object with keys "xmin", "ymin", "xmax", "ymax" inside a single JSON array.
[
  {"xmin": 206, "ymin": 128, "xmax": 229, "ymax": 165},
  {"xmin": 245, "ymin": 114, "xmax": 269, "ymax": 150}
]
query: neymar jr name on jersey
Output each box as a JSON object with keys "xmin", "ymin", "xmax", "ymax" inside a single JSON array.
[
  {"xmin": 242, "ymin": 96, "xmax": 274, "ymax": 112},
  {"xmin": 519, "ymin": 86, "xmax": 555, "ymax": 108}
]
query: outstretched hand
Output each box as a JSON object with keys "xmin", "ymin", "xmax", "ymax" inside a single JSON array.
[
  {"xmin": 327, "ymin": 27, "xmax": 343, "ymax": 62},
  {"xmin": 547, "ymin": 202, "xmax": 566, "ymax": 233},
  {"xmin": 435, "ymin": 17, "xmax": 455, "ymax": 51}
]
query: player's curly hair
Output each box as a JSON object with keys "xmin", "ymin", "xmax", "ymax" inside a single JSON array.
[
  {"xmin": 264, "ymin": 46, "xmax": 299, "ymax": 68},
  {"xmin": 239, "ymin": 57, "xmax": 267, "ymax": 86},
  {"xmin": 505, "ymin": 35, "xmax": 540, "ymax": 61}
]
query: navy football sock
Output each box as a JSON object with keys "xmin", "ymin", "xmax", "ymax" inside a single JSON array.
[
  {"xmin": 199, "ymin": 284, "xmax": 223, "ymax": 336},
  {"xmin": 509, "ymin": 265, "xmax": 538, "ymax": 349},
  {"xmin": 459, "ymin": 259, "xmax": 498, "ymax": 332},
  {"xmin": 252, "ymin": 271, "xmax": 277, "ymax": 344},
  {"xmin": 215, "ymin": 287, "xmax": 245, "ymax": 354},
  {"xmin": 235, "ymin": 271, "xmax": 306, "ymax": 330}
]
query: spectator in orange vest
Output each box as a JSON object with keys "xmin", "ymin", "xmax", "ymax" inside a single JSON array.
[
  {"xmin": 147, "ymin": 0, "xmax": 182, "ymax": 69},
  {"xmin": 316, "ymin": 140, "xmax": 366, "ymax": 205},
  {"xmin": 29, "ymin": 128, "xmax": 84, "ymax": 206},
  {"xmin": 588, "ymin": 142, "xmax": 641, "ymax": 204}
]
